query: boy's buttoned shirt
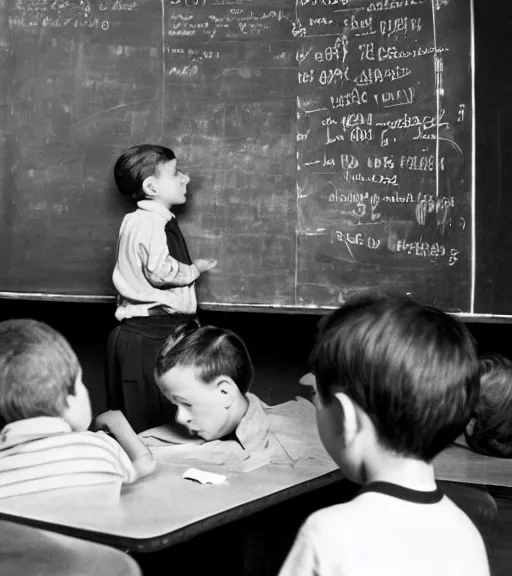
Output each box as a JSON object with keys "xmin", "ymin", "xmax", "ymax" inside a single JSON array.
[
  {"xmin": 140, "ymin": 394, "xmax": 333, "ymax": 473},
  {"xmin": 113, "ymin": 201, "xmax": 200, "ymax": 321}
]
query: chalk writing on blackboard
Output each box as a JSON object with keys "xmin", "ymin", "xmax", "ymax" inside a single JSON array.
[
  {"xmin": 0, "ymin": 0, "xmax": 473, "ymax": 313},
  {"xmin": 295, "ymin": 0, "xmax": 472, "ymax": 311}
]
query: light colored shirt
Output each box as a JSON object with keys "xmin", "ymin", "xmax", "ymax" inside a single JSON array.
[
  {"xmin": 113, "ymin": 200, "xmax": 199, "ymax": 321},
  {"xmin": 0, "ymin": 417, "xmax": 136, "ymax": 501},
  {"xmin": 279, "ymin": 487, "xmax": 490, "ymax": 576},
  {"xmin": 140, "ymin": 394, "xmax": 333, "ymax": 473}
]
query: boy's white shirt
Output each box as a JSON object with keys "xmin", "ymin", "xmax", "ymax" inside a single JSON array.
[
  {"xmin": 113, "ymin": 201, "xmax": 199, "ymax": 321},
  {"xmin": 140, "ymin": 394, "xmax": 335, "ymax": 473},
  {"xmin": 279, "ymin": 489, "xmax": 490, "ymax": 576}
]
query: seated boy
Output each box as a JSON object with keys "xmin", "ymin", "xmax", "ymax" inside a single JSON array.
[
  {"xmin": 465, "ymin": 353, "xmax": 512, "ymax": 457},
  {"xmin": 139, "ymin": 326, "xmax": 331, "ymax": 472},
  {"xmin": 0, "ymin": 319, "xmax": 155, "ymax": 501},
  {"xmin": 279, "ymin": 295, "xmax": 490, "ymax": 576}
]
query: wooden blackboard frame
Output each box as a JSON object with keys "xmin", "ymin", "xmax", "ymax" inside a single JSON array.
[{"xmin": 2, "ymin": 290, "xmax": 511, "ymax": 324}]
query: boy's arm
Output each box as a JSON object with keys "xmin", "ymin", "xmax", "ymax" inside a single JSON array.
[
  {"xmin": 137, "ymin": 225, "xmax": 216, "ymax": 288},
  {"xmin": 92, "ymin": 410, "xmax": 156, "ymax": 480}
]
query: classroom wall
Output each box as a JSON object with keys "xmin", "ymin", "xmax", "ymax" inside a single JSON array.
[{"xmin": 1, "ymin": 299, "xmax": 511, "ymax": 415}]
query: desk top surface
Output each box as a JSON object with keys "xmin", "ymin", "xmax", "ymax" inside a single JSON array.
[
  {"xmin": 0, "ymin": 441, "xmax": 511, "ymax": 552},
  {"xmin": 0, "ymin": 456, "xmax": 340, "ymax": 552},
  {"xmin": 434, "ymin": 441, "xmax": 512, "ymax": 488}
]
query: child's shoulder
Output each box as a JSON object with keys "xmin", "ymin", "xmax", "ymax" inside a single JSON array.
[
  {"xmin": 118, "ymin": 205, "xmax": 159, "ymax": 233},
  {"xmin": 441, "ymin": 493, "xmax": 492, "ymax": 543},
  {"xmin": 301, "ymin": 499, "xmax": 362, "ymax": 542}
]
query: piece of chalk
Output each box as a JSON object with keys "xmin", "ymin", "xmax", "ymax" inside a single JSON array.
[{"xmin": 182, "ymin": 468, "xmax": 227, "ymax": 485}]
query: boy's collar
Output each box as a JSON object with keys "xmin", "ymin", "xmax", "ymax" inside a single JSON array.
[
  {"xmin": 358, "ymin": 481, "xmax": 443, "ymax": 504},
  {"xmin": 137, "ymin": 200, "xmax": 175, "ymax": 222},
  {"xmin": 234, "ymin": 393, "xmax": 270, "ymax": 451},
  {"xmin": 0, "ymin": 417, "xmax": 72, "ymax": 449}
]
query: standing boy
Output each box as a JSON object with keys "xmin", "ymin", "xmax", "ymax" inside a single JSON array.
[
  {"xmin": 279, "ymin": 295, "xmax": 490, "ymax": 576},
  {"xmin": 107, "ymin": 144, "xmax": 217, "ymax": 433}
]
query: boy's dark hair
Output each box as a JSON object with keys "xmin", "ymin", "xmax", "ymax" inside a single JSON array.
[
  {"xmin": 311, "ymin": 295, "xmax": 479, "ymax": 462},
  {"xmin": 465, "ymin": 353, "xmax": 512, "ymax": 458},
  {"xmin": 155, "ymin": 326, "xmax": 254, "ymax": 394},
  {"xmin": 478, "ymin": 353, "xmax": 512, "ymax": 375},
  {"xmin": 0, "ymin": 319, "xmax": 80, "ymax": 424},
  {"xmin": 114, "ymin": 144, "xmax": 176, "ymax": 202}
]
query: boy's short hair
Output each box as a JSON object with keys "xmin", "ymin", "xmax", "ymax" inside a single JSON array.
[
  {"xmin": 311, "ymin": 295, "xmax": 479, "ymax": 462},
  {"xmin": 465, "ymin": 353, "xmax": 512, "ymax": 458},
  {"xmin": 0, "ymin": 319, "xmax": 80, "ymax": 424},
  {"xmin": 478, "ymin": 353, "xmax": 512, "ymax": 375},
  {"xmin": 114, "ymin": 144, "xmax": 176, "ymax": 202},
  {"xmin": 155, "ymin": 326, "xmax": 254, "ymax": 394}
]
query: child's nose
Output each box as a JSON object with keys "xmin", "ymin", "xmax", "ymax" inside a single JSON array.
[
  {"xmin": 176, "ymin": 406, "xmax": 191, "ymax": 426},
  {"xmin": 180, "ymin": 172, "xmax": 190, "ymax": 184}
]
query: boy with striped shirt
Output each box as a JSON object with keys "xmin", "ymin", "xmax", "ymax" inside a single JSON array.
[{"xmin": 0, "ymin": 319, "xmax": 155, "ymax": 501}]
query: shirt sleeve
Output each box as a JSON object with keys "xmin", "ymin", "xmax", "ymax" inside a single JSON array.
[
  {"xmin": 96, "ymin": 431, "xmax": 138, "ymax": 485},
  {"xmin": 137, "ymin": 227, "xmax": 199, "ymax": 289},
  {"xmin": 124, "ymin": 216, "xmax": 200, "ymax": 288},
  {"xmin": 278, "ymin": 523, "xmax": 321, "ymax": 576}
]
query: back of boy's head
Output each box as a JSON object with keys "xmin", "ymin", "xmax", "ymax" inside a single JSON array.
[
  {"xmin": 155, "ymin": 325, "xmax": 254, "ymax": 394},
  {"xmin": 311, "ymin": 295, "xmax": 479, "ymax": 462},
  {"xmin": 465, "ymin": 353, "xmax": 512, "ymax": 458},
  {"xmin": 114, "ymin": 144, "xmax": 176, "ymax": 202},
  {"xmin": 0, "ymin": 319, "xmax": 80, "ymax": 424}
]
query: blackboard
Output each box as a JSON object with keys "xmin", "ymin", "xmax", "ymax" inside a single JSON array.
[{"xmin": 0, "ymin": 0, "xmax": 484, "ymax": 314}]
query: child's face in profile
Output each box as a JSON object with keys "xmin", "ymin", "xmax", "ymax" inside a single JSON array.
[
  {"xmin": 156, "ymin": 365, "xmax": 231, "ymax": 441},
  {"xmin": 153, "ymin": 159, "xmax": 190, "ymax": 207},
  {"xmin": 63, "ymin": 371, "xmax": 92, "ymax": 432}
]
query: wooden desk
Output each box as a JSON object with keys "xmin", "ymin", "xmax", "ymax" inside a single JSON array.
[
  {"xmin": 434, "ymin": 441, "xmax": 512, "ymax": 488},
  {"xmin": 0, "ymin": 457, "xmax": 340, "ymax": 553},
  {"xmin": 0, "ymin": 518, "xmax": 141, "ymax": 576},
  {"xmin": 0, "ymin": 441, "xmax": 510, "ymax": 556}
]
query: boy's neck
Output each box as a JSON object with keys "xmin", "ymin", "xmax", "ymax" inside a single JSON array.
[
  {"xmin": 363, "ymin": 451, "xmax": 437, "ymax": 491},
  {"xmin": 224, "ymin": 394, "xmax": 249, "ymax": 437},
  {"xmin": 150, "ymin": 197, "xmax": 174, "ymax": 211},
  {"xmin": 232, "ymin": 394, "xmax": 250, "ymax": 429}
]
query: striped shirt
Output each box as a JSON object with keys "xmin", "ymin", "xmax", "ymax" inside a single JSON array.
[
  {"xmin": 0, "ymin": 417, "xmax": 136, "ymax": 500},
  {"xmin": 113, "ymin": 201, "xmax": 199, "ymax": 321}
]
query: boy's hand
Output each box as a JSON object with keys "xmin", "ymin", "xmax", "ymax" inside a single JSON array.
[
  {"xmin": 194, "ymin": 258, "xmax": 218, "ymax": 273},
  {"xmin": 91, "ymin": 410, "xmax": 129, "ymax": 435}
]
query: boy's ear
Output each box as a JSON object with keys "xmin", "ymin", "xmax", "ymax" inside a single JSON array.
[
  {"xmin": 216, "ymin": 377, "xmax": 237, "ymax": 409},
  {"xmin": 466, "ymin": 417, "xmax": 476, "ymax": 437},
  {"xmin": 64, "ymin": 372, "xmax": 82, "ymax": 407},
  {"xmin": 299, "ymin": 372, "xmax": 316, "ymax": 388},
  {"xmin": 333, "ymin": 392, "xmax": 359, "ymax": 445},
  {"xmin": 142, "ymin": 176, "xmax": 158, "ymax": 198}
]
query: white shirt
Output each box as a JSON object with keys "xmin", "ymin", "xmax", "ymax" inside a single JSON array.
[
  {"xmin": 0, "ymin": 417, "xmax": 136, "ymax": 500},
  {"xmin": 279, "ymin": 485, "xmax": 490, "ymax": 576},
  {"xmin": 113, "ymin": 201, "xmax": 199, "ymax": 321},
  {"xmin": 141, "ymin": 395, "xmax": 333, "ymax": 473}
]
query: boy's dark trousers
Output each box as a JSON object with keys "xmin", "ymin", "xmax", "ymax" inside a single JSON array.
[{"xmin": 106, "ymin": 313, "xmax": 199, "ymax": 434}]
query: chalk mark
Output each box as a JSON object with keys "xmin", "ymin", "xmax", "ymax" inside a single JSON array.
[{"xmin": 70, "ymin": 99, "xmax": 159, "ymax": 128}]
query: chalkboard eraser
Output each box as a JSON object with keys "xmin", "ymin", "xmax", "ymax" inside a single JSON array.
[{"xmin": 182, "ymin": 468, "xmax": 227, "ymax": 485}]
